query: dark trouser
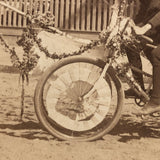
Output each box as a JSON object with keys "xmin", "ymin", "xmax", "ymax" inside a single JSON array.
[{"xmin": 126, "ymin": 45, "xmax": 160, "ymax": 105}]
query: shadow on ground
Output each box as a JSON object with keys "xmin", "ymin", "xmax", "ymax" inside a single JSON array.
[
  {"xmin": 110, "ymin": 115, "xmax": 160, "ymax": 142},
  {"xmin": 0, "ymin": 121, "xmax": 56, "ymax": 140},
  {"xmin": 0, "ymin": 115, "xmax": 160, "ymax": 142}
]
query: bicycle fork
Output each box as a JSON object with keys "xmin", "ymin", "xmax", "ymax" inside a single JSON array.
[{"xmin": 83, "ymin": 59, "xmax": 111, "ymax": 99}]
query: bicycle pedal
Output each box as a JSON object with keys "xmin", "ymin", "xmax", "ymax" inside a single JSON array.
[{"xmin": 150, "ymin": 112, "xmax": 160, "ymax": 117}]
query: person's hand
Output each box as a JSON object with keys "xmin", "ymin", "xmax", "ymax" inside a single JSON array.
[{"xmin": 133, "ymin": 24, "xmax": 152, "ymax": 35}]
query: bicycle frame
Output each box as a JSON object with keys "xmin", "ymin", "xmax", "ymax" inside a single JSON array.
[{"xmin": 105, "ymin": 40, "xmax": 157, "ymax": 105}]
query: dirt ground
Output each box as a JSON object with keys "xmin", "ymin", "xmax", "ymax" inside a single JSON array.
[
  {"xmin": 0, "ymin": 34, "xmax": 160, "ymax": 160},
  {"xmin": 1, "ymin": 73, "xmax": 160, "ymax": 160}
]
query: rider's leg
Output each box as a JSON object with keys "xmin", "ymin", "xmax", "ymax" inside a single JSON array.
[
  {"xmin": 149, "ymin": 46, "xmax": 160, "ymax": 104},
  {"xmin": 133, "ymin": 45, "xmax": 160, "ymax": 115},
  {"xmin": 125, "ymin": 48, "xmax": 145, "ymax": 98},
  {"xmin": 126, "ymin": 48, "xmax": 145, "ymax": 89}
]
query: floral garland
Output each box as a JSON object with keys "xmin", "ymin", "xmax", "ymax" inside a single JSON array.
[
  {"xmin": 0, "ymin": 1, "xmax": 143, "ymax": 81},
  {"xmin": 0, "ymin": 12, "xmax": 57, "ymax": 120},
  {"xmin": 0, "ymin": 0, "xmax": 147, "ymax": 118},
  {"xmin": 0, "ymin": 11, "xmax": 103, "ymax": 119},
  {"xmin": 0, "ymin": 12, "xmax": 56, "ymax": 81},
  {"xmin": 0, "ymin": 34, "xmax": 39, "ymax": 82},
  {"xmin": 17, "ymin": 12, "xmax": 102, "ymax": 63},
  {"xmin": 34, "ymin": 34, "xmax": 100, "ymax": 60}
]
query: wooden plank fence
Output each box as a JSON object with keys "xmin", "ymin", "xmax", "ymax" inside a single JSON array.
[{"xmin": 0, "ymin": 0, "xmax": 137, "ymax": 32}]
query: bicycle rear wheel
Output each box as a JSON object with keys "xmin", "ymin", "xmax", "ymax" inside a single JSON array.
[{"xmin": 34, "ymin": 56, "xmax": 124, "ymax": 141}]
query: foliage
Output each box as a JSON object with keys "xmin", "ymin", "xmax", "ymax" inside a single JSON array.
[{"xmin": 0, "ymin": 0, "xmax": 145, "ymax": 118}]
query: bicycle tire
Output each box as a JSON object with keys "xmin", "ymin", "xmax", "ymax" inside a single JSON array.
[{"xmin": 34, "ymin": 56, "xmax": 124, "ymax": 141}]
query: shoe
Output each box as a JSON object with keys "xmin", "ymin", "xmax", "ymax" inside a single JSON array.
[
  {"xmin": 132, "ymin": 101, "xmax": 160, "ymax": 116},
  {"xmin": 125, "ymin": 88, "xmax": 138, "ymax": 99}
]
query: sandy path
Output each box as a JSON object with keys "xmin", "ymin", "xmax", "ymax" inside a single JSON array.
[
  {"xmin": 0, "ymin": 72, "xmax": 160, "ymax": 160},
  {"xmin": 0, "ymin": 32, "xmax": 159, "ymax": 160}
]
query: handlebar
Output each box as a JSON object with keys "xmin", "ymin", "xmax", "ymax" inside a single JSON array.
[
  {"xmin": 139, "ymin": 35, "xmax": 153, "ymax": 43},
  {"xmin": 138, "ymin": 35, "xmax": 157, "ymax": 49},
  {"xmin": 146, "ymin": 43, "xmax": 157, "ymax": 49},
  {"xmin": 122, "ymin": 19, "xmax": 156, "ymax": 48}
]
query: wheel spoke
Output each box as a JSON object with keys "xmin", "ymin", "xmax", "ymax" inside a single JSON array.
[
  {"xmin": 59, "ymin": 72, "xmax": 72, "ymax": 86},
  {"xmin": 45, "ymin": 66, "xmax": 111, "ymax": 131},
  {"xmin": 91, "ymin": 112, "xmax": 104, "ymax": 124},
  {"xmin": 53, "ymin": 78, "xmax": 67, "ymax": 91},
  {"xmin": 34, "ymin": 58, "xmax": 123, "ymax": 141}
]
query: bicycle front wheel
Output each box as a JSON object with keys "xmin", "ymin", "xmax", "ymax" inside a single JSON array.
[{"xmin": 34, "ymin": 56, "xmax": 124, "ymax": 141}]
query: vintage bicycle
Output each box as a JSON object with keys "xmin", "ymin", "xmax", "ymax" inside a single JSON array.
[{"xmin": 34, "ymin": 11, "xmax": 157, "ymax": 142}]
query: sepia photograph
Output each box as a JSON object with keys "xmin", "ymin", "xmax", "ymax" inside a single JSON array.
[{"xmin": 0, "ymin": 0, "xmax": 160, "ymax": 159}]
